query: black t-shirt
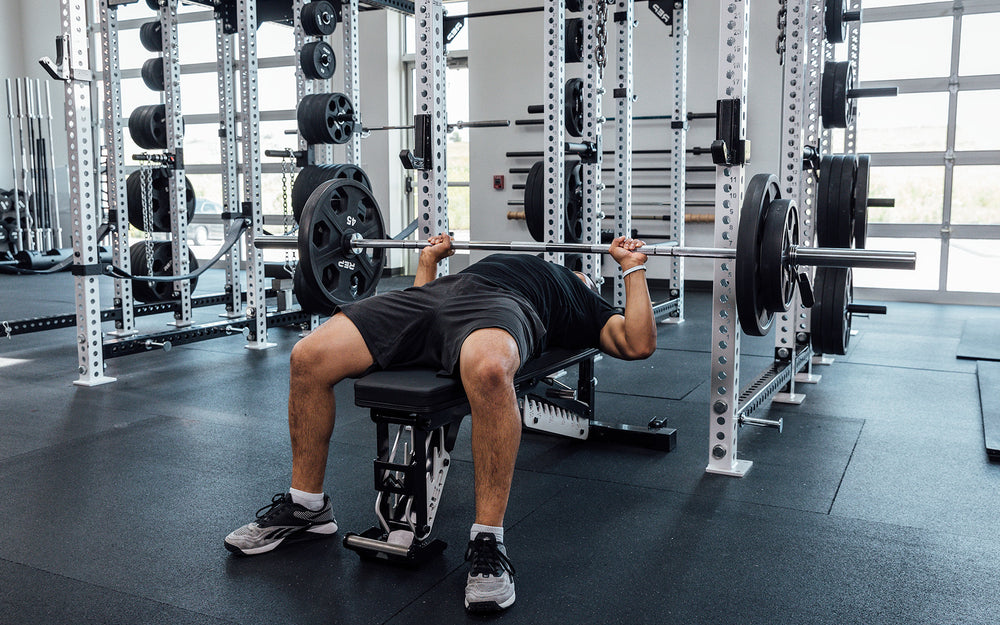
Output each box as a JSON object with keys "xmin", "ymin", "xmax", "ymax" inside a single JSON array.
[{"xmin": 459, "ymin": 253, "xmax": 622, "ymax": 350}]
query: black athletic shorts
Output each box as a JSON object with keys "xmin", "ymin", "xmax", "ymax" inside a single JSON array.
[{"xmin": 336, "ymin": 273, "xmax": 545, "ymax": 376}]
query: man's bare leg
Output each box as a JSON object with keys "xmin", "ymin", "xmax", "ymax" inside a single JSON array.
[
  {"xmin": 459, "ymin": 328, "xmax": 522, "ymax": 527},
  {"xmin": 459, "ymin": 328, "xmax": 521, "ymax": 612},
  {"xmin": 225, "ymin": 312, "xmax": 373, "ymax": 556},
  {"xmin": 288, "ymin": 312, "xmax": 374, "ymax": 493}
]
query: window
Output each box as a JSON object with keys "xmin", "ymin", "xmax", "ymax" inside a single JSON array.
[
  {"xmin": 404, "ymin": 2, "xmax": 470, "ymax": 240},
  {"xmin": 853, "ymin": 3, "xmax": 1000, "ymax": 302}
]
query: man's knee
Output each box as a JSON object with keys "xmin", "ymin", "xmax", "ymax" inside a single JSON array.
[
  {"xmin": 461, "ymin": 330, "xmax": 520, "ymax": 393},
  {"xmin": 464, "ymin": 356, "xmax": 516, "ymax": 390},
  {"xmin": 290, "ymin": 334, "xmax": 326, "ymax": 380}
]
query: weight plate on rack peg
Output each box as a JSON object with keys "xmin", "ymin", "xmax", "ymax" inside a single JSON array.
[
  {"xmin": 811, "ymin": 266, "xmax": 852, "ymax": 355},
  {"xmin": 129, "ymin": 241, "xmax": 200, "ymax": 303},
  {"xmin": 141, "ymin": 57, "xmax": 165, "ymax": 92},
  {"xmin": 566, "ymin": 18, "xmax": 584, "ymax": 63},
  {"xmin": 821, "ymin": 61, "xmax": 856, "ymax": 129},
  {"xmin": 565, "ymin": 78, "xmax": 585, "ymax": 138},
  {"xmin": 853, "ymin": 154, "xmax": 871, "ymax": 248},
  {"xmin": 296, "ymin": 92, "xmax": 355, "ymax": 145},
  {"xmin": 139, "ymin": 21, "xmax": 163, "ymax": 52},
  {"xmin": 301, "ymin": 0, "xmax": 338, "ymax": 36},
  {"xmin": 300, "ymin": 41, "xmax": 337, "ymax": 80}
]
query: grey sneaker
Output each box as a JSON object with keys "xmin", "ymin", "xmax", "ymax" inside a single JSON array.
[
  {"xmin": 464, "ymin": 533, "xmax": 516, "ymax": 612},
  {"xmin": 224, "ymin": 492, "xmax": 338, "ymax": 556}
]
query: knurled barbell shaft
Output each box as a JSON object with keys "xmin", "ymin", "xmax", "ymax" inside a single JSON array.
[{"xmin": 252, "ymin": 235, "xmax": 916, "ymax": 270}]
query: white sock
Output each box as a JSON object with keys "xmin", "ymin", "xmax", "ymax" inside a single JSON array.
[
  {"xmin": 289, "ymin": 487, "xmax": 326, "ymax": 511},
  {"xmin": 471, "ymin": 523, "xmax": 503, "ymax": 543}
]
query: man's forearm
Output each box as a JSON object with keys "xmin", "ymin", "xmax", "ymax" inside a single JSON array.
[
  {"xmin": 622, "ymin": 270, "xmax": 657, "ymax": 355},
  {"xmin": 414, "ymin": 258, "xmax": 439, "ymax": 288}
]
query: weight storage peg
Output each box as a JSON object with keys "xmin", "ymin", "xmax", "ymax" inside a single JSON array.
[
  {"xmin": 254, "ymin": 176, "xmax": 917, "ymax": 319},
  {"xmin": 821, "ymin": 61, "xmax": 898, "ymax": 129},
  {"xmin": 301, "ymin": 0, "xmax": 338, "ymax": 36}
]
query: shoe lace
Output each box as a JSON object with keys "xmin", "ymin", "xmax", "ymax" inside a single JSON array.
[
  {"xmin": 465, "ymin": 533, "xmax": 515, "ymax": 578},
  {"xmin": 255, "ymin": 493, "xmax": 290, "ymax": 523}
]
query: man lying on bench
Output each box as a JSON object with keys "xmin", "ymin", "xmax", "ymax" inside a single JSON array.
[{"xmin": 224, "ymin": 233, "xmax": 656, "ymax": 613}]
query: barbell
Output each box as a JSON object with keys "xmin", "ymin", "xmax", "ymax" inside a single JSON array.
[{"xmin": 253, "ymin": 174, "xmax": 916, "ymax": 337}]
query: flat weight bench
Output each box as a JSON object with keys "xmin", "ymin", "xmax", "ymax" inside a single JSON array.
[{"xmin": 342, "ymin": 347, "xmax": 677, "ymax": 565}]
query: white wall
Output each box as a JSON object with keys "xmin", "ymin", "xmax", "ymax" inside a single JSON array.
[{"xmin": 468, "ymin": 0, "xmax": 784, "ymax": 281}]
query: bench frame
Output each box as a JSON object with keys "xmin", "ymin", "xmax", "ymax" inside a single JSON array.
[{"xmin": 343, "ymin": 349, "xmax": 676, "ymax": 565}]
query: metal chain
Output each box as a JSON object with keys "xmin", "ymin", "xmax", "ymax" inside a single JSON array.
[
  {"xmin": 139, "ymin": 163, "xmax": 155, "ymax": 280},
  {"xmin": 280, "ymin": 153, "xmax": 296, "ymax": 276},
  {"xmin": 595, "ymin": 0, "xmax": 614, "ymax": 69},
  {"xmin": 776, "ymin": 0, "xmax": 788, "ymax": 62}
]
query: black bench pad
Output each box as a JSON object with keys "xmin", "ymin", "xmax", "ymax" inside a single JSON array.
[{"xmin": 354, "ymin": 348, "xmax": 598, "ymax": 414}]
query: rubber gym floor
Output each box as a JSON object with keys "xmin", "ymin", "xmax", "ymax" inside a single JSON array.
[{"xmin": 1, "ymin": 268, "xmax": 997, "ymax": 625}]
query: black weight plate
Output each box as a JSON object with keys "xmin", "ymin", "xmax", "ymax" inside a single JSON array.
[
  {"xmin": 297, "ymin": 92, "xmax": 354, "ymax": 145},
  {"xmin": 139, "ymin": 21, "xmax": 163, "ymax": 53},
  {"xmin": 816, "ymin": 154, "xmax": 834, "ymax": 246},
  {"xmin": 128, "ymin": 104, "xmax": 169, "ymax": 150},
  {"xmin": 817, "ymin": 155, "xmax": 849, "ymax": 247},
  {"xmin": 301, "ymin": 0, "xmax": 338, "ymax": 36},
  {"xmin": 564, "ymin": 161, "xmax": 584, "ymax": 243},
  {"xmin": 292, "ymin": 165, "xmax": 329, "ymax": 222},
  {"xmin": 126, "ymin": 170, "xmax": 197, "ymax": 232},
  {"xmin": 300, "ymin": 41, "xmax": 336, "ymax": 80},
  {"xmin": 837, "ymin": 154, "xmax": 857, "ymax": 248},
  {"xmin": 293, "ymin": 263, "xmax": 331, "ymax": 314},
  {"xmin": 822, "ymin": 61, "xmax": 853, "ymax": 129},
  {"xmin": 759, "ymin": 198, "xmax": 798, "ymax": 315},
  {"xmin": 524, "ymin": 161, "xmax": 546, "ymax": 242},
  {"xmin": 819, "ymin": 154, "xmax": 844, "ymax": 246},
  {"xmin": 146, "ymin": 0, "xmax": 160, "ymax": 10},
  {"xmin": 564, "ymin": 253, "xmax": 584, "ymax": 273},
  {"xmin": 566, "ymin": 0, "xmax": 583, "ymax": 12},
  {"xmin": 824, "ymin": 0, "xmax": 847, "ymax": 44},
  {"xmin": 130, "ymin": 241, "xmax": 200, "ymax": 303},
  {"xmin": 853, "ymin": 154, "xmax": 870, "ymax": 248},
  {"xmin": 566, "ymin": 18, "xmax": 584, "ymax": 63},
  {"xmin": 810, "ymin": 266, "xmax": 829, "ymax": 354},
  {"xmin": 141, "ymin": 57, "xmax": 165, "ymax": 91},
  {"xmin": 736, "ymin": 173, "xmax": 782, "ymax": 337},
  {"xmin": 565, "ymin": 78, "xmax": 584, "ymax": 138},
  {"xmin": 296, "ymin": 178, "xmax": 386, "ymax": 313},
  {"xmin": 291, "ymin": 163, "xmax": 373, "ymax": 222}
]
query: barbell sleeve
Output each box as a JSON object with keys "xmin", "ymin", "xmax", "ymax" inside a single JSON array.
[
  {"xmin": 253, "ymin": 235, "xmax": 917, "ymax": 271},
  {"xmin": 788, "ymin": 246, "xmax": 915, "ymax": 270}
]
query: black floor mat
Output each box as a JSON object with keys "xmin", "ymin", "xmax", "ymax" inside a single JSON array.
[
  {"xmin": 957, "ymin": 318, "xmax": 1000, "ymax": 361},
  {"xmin": 978, "ymin": 361, "xmax": 1000, "ymax": 459}
]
